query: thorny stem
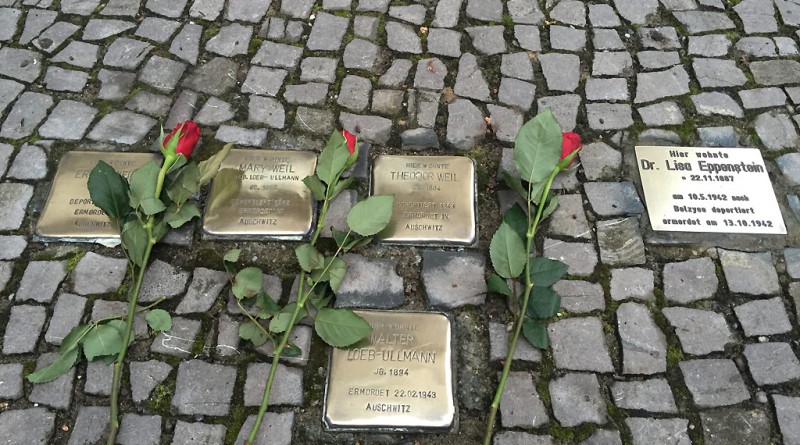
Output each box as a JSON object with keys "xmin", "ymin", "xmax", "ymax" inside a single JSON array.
[
  {"xmin": 107, "ymin": 158, "xmax": 173, "ymax": 445},
  {"xmin": 246, "ymin": 178, "xmax": 347, "ymax": 444},
  {"xmin": 483, "ymin": 167, "xmax": 560, "ymax": 445}
]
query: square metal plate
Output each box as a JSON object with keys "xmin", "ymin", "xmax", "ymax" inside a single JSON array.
[
  {"xmin": 636, "ymin": 146, "xmax": 786, "ymax": 234},
  {"xmin": 203, "ymin": 149, "xmax": 317, "ymax": 239},
  {"xmin": 323, "ymin": 310, "xmax": 456, "ymax": 432},
  {"xmin": 36, "ymin": 151, "xmax": 158, "ymax": 242},
  {"xmin": 371, "ymin": 155, "xmax": 476, "ymax": 246}
]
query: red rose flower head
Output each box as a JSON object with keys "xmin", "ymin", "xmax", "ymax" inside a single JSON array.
[
  {"xmin": 341, "ymin": 130, "xmax": 357, "ymax": 155},
  {"xmin": 560, "ymin": 132, "xmax": 582, "ymax": 167},
  {"xmin": 163, "ymin": 121, "xmax": 201, "ymax": 159}
]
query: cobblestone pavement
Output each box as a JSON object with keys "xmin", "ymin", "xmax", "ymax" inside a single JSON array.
[{"xmin": 2, "ymin": 0, "xmax": 800, "ymax": 444}]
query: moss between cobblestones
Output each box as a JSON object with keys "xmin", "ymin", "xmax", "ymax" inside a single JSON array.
[
  {"xmin": 248, "ymin": 38, "xmax": 263, "ymax": 56},
  {"xmin": 64, "ymin": 251, "xmax": 86, "ymax": 275},
  {"xmin": 604, "ymin": 402, "xmax": 632, "ymax": 445},
  {"xmin": 223, "ymin": 403, "xmax": 248, "ymax": 445},
  {"xmin": 147, "ymin": 383, "xmax": 173, "ymax": 413}
]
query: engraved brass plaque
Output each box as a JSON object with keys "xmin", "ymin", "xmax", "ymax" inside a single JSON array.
[
  {"xmin": 203, "ymin": 149, "xmax": 317, "ymax": 239},
  {"xmin": 372, "ymin": 155, "xmax": 476, "ymax": 245},
  {"xmin": 36, "ymin": 151, "xmax": 158, "ymax": 241},
  {"xmin": 324, "ymin": 311, "xmax": 455, "ymax": 432},
  {"xmin": 636, "ymin": 146, "xmax": 786, "ymax": 234}
]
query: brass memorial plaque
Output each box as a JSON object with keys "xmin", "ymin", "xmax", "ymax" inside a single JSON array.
[
  {"xmin": 372, "ymin": 155, "xmax": 476, "ymax": 245},
  {"xmin": 36, "ymin": 151, "xmax": 158, "ymax": 242},
  {"xmin": 203, "ymin": 149, "xmax": 317, "ymax": 239},
  {"xmin": 324, "ymin": 311, "xmax": 455, "ymax": 432},
  {"xmin": 636, "ymin": 146, "xmax": 786, "ymax": 234}
]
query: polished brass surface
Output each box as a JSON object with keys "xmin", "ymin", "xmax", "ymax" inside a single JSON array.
[
  {"xmin": 372, "ymin": 155, "xmax": 476, "ymax": 245},
  {"xmin": 324, "ymin": 310, "xmax": 455, "ymax": 432},
  {"xmin": 203, "ymin": 149, "xmax": 317, "ymax": 239},
  {"xmin": 36, "ymin": 151, "xmax": 158, "ymax": 241},
  {"xmin": 636, "ymin": 146, "xmax": 786, "ymax": 234}
]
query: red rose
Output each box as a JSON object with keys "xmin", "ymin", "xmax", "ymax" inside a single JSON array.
[
  {"xmin": 560, "ymin": 132, "xmax": 582, "ymax": 167},
  {"xmin": 163, "ymin": 121, "xmax": 200, "ymax": 158},
  {"xmin": 341, "ymin": 130, "xmax": 357, "ymax": 155}
]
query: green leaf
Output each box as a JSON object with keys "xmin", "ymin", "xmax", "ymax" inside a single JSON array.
[
  {"xmin": 208, "ymin": 168, "xmax": 243, "ymax": 207},
  {"xmin": 332, "ymin": 229, "xmax": 350, "ymax": 247},
  {"xmin": 139, "ymin": 197, "xmax": 166, "ymax": 215},
  {"xmin": 27, "ymin": 347, "xmax": 80, "ymax": 383},
  {"xmin": 530, "ymin": 180, "xmax": 548, "ymax": 205},
  {"xmin": 295, "ymin": 243, "xmax": 325, "ymax": 272},
  {"xmin": 88, "ymin": 161, "xmax": 131, "ymax": 221},
  {"xmin": 502, "ymin": 172, "xmax": 528, "ymax": 201},
  {"xmin": 541, "ymin": 195, "xmax": 559, "ymax": 219},
  {"xmin": 283, "ymin": 342, "xmax": 302, "ymax": 357},
  {"xmin": 347, "ymin": 235, "xmax": 373, "ymax": 251},
  {"xmin": 522, "ymin": 319, "xmax": 549, "ymax": 349},
  {"xmin": 122, "ymin": 220, "xmax": 149, "ymax": 267},
  {"xmin": 310, "ymin": 257, "xmax": 347, "ymax": 293},
  {"xmin": 347, "ymin": 195, "xmax": 394, "ymax": 236},
  {"xmin": 302, "ymin": 175, "xmax": 326, "ymax": 201},
  {"xmin": 526, "ymin": 286, "xmax": 561, "ymax": 319},
  {"xmin": 314, "ymin": 308, "xmax": 372, "ymax": 347},
  {"xmin": 83, "ymin": 324, "xmax": 123, "ymax": 361},
  {"xmin": 514, "ymin": 109, "xmax": 563, "ymax": 184},
  {"xmin": 269, "ymin": 304, "xmax": 307, "ymax": 333},
  {"xmin": 224, "ymin": 249, "xmax": 241, "ymax": 263},
  {"xmin": 105, "ymin": 320, "xmax": 132, "ymax": 346},
  {"xmin": 233, "ymin": 267, "xmax": 263, "ymax": 300},
  {"xmin": 163, "ymin": 202, "xmax": 201, "ymax": 228},
  {"xmin": 239, "ymin": 321, "xmax": 270, "ymax": 347},
  {"xmin": 146, "ymin": 309, "xmax": 172, "ymax": 332},
  {"xmin": 487, "ymin": 273, "xmax": 513, "ymax": 297},
  {"xmin": 529, "ymin": 257, "xmax": 568, "ymax": 288},
  {"xmin": 327, "ymin": 257, "xmax": 347, "ymax": 293},
  {"xmin": 331, "ymin": 177, "xmax": 355, "ymax": 200},
  {"xmin": 128, "ymin": 161, "xmax": 160, "ymax": 209},
  {"xmin": 256, "ymin": 291, "xmax": 281, "ymax": 314},
  {"xmin": 489, "ymin": 222, "xmax": 527, "ymax": 279},
  {"xmin": 503, "ymin": 204, "xmax": 528, "ymax": 242},
  {"xmin": 153, "ymin": 221, "xmax": 169, "ymax": 242},
  {"xmin": 166, "ymin": 153, "xmax": 187, "ymax": 174},
  {"xmin": 59, "ymin": 324, "xmax": 92, "ymax": 354},
  {"xmin": 316, "ymin": 131, "xmax": 350, "ymax": 185},
  {"xmin": 198, "ymin": 142, "xmax": 235, "ymax": 186},
  {"xmin": 167, "ymin": 164, "xmax": 201, "ymax": 205}
]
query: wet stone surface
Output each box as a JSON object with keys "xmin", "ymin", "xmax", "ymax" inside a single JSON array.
[{"xmin": 1, "ymin": 1, "xmax": 800, "ymax": 444}]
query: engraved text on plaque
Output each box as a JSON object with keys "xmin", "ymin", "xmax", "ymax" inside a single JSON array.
[
  {"xmin": 372, "ymin": 155, "xmax": 476, "ymax": 245},
  {"xmin": 636, "ymin": 146, "xmax": 786, "ymax": 234},
  {"xmin": 203, "ymin": 149, "xmax": 317, "ymax": 239},
  {"xmin": 324, "ymin": 311, "xmax": 455, "ymax": 431},
  {"xmin": 37, "ymin": 151, "xmax": 158, "ymax": 241}
]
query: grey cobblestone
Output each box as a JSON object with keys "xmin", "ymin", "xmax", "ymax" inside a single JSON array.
[
  {"xmin": 422, "ymin": 250, "xmax": 486, "ymax": 308},
  {"xmin": 118, "ymin": 414, "xmax": 161, "ymax": 445},
  {"xmin": 29, "ymin": 352, "xmax": 75, "ymax": 409},
  {"xmin": 719, "ymin": 250, "xmax": 780, "ymax": 295},
  {"xmin": 0, "ymin": 408, "xmax": 55, "ymax": 444},
  {"xmin": 663, "ymin": 307, "xmax": 733, "ymax": 355},
  {"xmin": 680, "ymin": 359, "xmax": 750, "ymax": 407},
  {"xmin": 743, "ymin": 342, "xmax": 800, "ymax": 385},
  {"xmin": 612, "ymin": 379, "xmax": 677, "ymax": 413},
  {"xmin": 244, "ymin": 363, "xmax": 303, "ymax": 406},
  {"xmin": 550, "ymin": 373, "xmax": 607, "ymax": 427},
  {"xmin": 67, "ymin": 406, "xmax": 109, "ymax": 445},
  {"xmin": 0, "ymin": 2, "xmax": 798, "ymax": 443},
  {"xmin": 45, "ymin": 293, "xmax": 86, "ymax": 345},
  {"xmin": 499, "ymin": 371, "xmax": 548, "ymax": 427},
  {"xmin": 173, "ymin": 360, "xmax": 235, "ymax": 415},
  {"xmin": 549, "ymin": 317, "xmax": 614, "ymax": 372}
]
